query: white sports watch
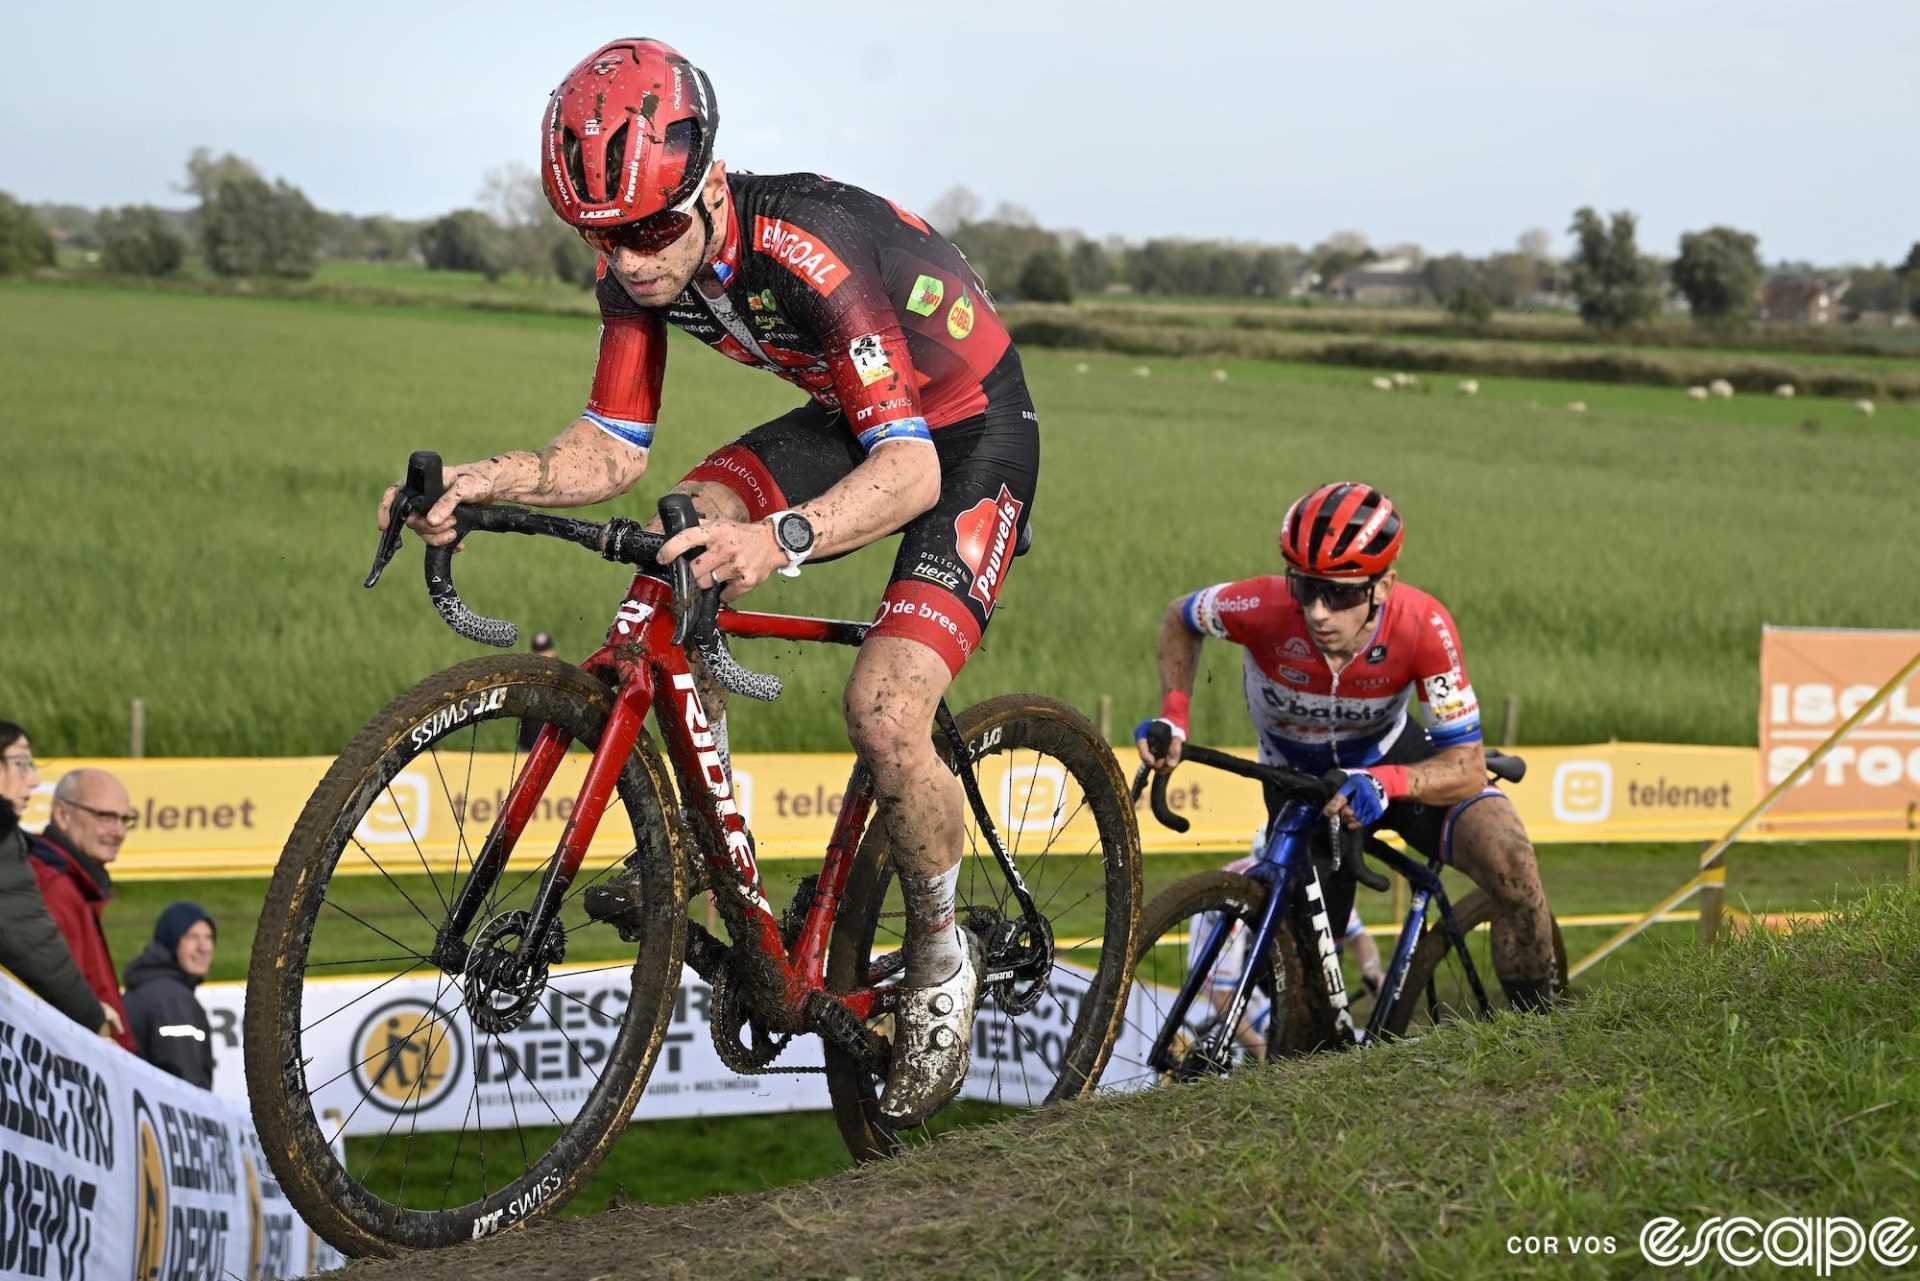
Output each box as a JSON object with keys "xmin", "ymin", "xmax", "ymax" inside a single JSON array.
[{"xmin": 765, "ymin": 509, "xmax": 816, "ymax": 578}]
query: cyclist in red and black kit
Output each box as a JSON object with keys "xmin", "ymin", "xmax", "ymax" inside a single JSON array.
[
  {"xmin": 1136, "ymin": 483, "xmax": 1559, "ymax": 1011},
  {"xmin": 378, "ymin": 38, "xmax": 1037, "ymax": 1122}
]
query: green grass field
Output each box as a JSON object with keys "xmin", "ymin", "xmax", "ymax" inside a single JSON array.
[
  {"xmin": 338, "ymin": 884, "xmax": 1920, "ymax": 1280},
  {"xmin": 4, "ymin": 280, "xmax": 1916, "ymax": 759},
  {"xmin": 107, "ymin": 838, "xmax": 1908, "ymax": 1213}
]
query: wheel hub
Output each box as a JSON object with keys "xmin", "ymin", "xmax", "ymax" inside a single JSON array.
[
  {"xmin": 463, "ymin": 910, "xmax": 565, "ymax": 1033},
  {"xmin": 967, "ymin": 905, "xmax": 1055, "ymax": 1015}
]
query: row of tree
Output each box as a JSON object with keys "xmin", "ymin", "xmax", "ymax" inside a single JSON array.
[{"xmin": 4, "ymin": 161, "xmax": 1917, "ymax": 333}]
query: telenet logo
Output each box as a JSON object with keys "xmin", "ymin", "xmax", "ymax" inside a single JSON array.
[
  {"xmin": 1000, "ymin": 764, "xmax": 1069, "ymax": 836},
  {"xmin": 1552, "ymin": 761, "xmax": 1613, "ymax": 822},
  {"xmin": 353, "ymin": 772, "xmax": 431, "ymax": 846}
]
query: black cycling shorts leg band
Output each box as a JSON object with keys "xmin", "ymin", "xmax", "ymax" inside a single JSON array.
[{"xmin": 1438, "ymin": 789, "xmax": 1505, "ymax": 866}]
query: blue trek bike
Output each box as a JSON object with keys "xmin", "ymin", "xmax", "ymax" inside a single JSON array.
[{"xmin": 1110, "ymin": 735, "xmax": 1567, "ymax": 1084}]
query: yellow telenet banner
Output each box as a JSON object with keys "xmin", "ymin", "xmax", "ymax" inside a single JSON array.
[{"xmin": 20, "ymin": 740, "xmax": 1787, "ymax": 882}]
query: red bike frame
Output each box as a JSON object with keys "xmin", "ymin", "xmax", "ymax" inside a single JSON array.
[{"xmin": 440, "ymin": 570, "xmax": 894, "ymax": 1024}]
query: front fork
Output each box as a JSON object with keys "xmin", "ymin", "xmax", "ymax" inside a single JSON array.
[{"xmin": 431, "ymin": 664, "xmax": 656, "ymax": 975}]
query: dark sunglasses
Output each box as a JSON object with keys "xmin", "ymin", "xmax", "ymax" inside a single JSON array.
[
  {"xmin": 576, "ymin": 208, "xmax": 695, "ymax": 256},
  {"xmin": 1288, "ymin": 572, "xmax": 1378, "ymax": 611}
]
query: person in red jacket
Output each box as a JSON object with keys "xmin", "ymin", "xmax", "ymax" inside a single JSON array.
[{"xmin": 29, "ymin": 768, "xmax": 135, "ymax": 1051}]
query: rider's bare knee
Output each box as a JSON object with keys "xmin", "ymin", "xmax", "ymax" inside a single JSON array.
[{"xmin": 844, "ymin": 691, "xmax": 919, "ymax": 779}]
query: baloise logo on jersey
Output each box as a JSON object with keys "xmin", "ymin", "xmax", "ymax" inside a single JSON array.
[{"xmin": 953, "ymin": 485, "xmax": 1024, "ymax": 614}]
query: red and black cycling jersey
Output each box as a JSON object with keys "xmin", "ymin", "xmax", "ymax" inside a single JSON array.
[{"xmin": 584, "ymin": 171, "xmax": 1020, "ymax": 454}]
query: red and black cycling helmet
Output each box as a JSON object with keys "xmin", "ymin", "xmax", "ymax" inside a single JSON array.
[
  {"xmin": 1279, "ymin": 482, "xmax": 1404, "ymax": 579},
  {"xmin": 541, "ymin": 39, "xmax": 718, "ymax": 247}
]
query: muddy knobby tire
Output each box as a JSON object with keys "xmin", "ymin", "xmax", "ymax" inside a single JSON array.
[{"xmin": 244, "ymin": 655, "xmax": 687, "ymax": 1257}]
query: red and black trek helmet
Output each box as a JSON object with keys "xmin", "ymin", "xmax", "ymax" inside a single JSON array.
[
  {"xmin": 1279, "ymin": 482, "xmax": 1404, "ymax": 579},
  {"xmin": 541, "ymin": 39, "xmax": 719, "ymax": 250}
]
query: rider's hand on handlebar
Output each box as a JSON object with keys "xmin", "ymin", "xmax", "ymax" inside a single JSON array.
[
  {"xmin": 657, "ymin": 517, "xmax": 785, "ymax": 603},
  {"xmin": 377, "ymin": 464, "xmax": 501, "ymax": 548},
  {"xmin": 1133, "ymin": 718, "xmax": 1185, "ymax": 773},
  {"xmin": 1323, "ymin": 767, "xmax": 1394, "ymax": 829}
]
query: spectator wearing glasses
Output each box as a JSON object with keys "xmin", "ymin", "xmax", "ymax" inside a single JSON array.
[
  {"xmin": 29, "ymin": 768, "xmax": 136, "ymax": 1051},
  {"xmin": 0, "ymin": 721, "xmax": 123, "ymax": 1040}
]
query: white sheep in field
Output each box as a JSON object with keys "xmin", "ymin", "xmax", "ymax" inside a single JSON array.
[
  {"xmin": 1211, "ymin": 369, "xmax": 1229, "ymax": 382},
  {"xmin": 1856, "ymin": 399, "xmax": 1877, "ymax": 416},
  {"xmin": 1370, "ymin": 376, "xmax": 1395, "ymax": 392},
  {"xmin": 1457, "ymin": 379, "xmax": 1480, "ymax": 396},
  {"xmin": 1773, "ymin": 384, "xmax": 1796, "ymax": 398},
  {"xmin": 1131, "ymin": 365, "xmax": 1151, "ymax": 378},
  {"xmin": 1567, "ymin": 401, "xmax": 1588, "ymax": 413},
  {"xmin": 1073, "ymin": 362, "xmax": 1089, "ymax": 374},
  {"xmin": 1391, "ymin": 371, "xmax": 1419, "ymax": 388},
  {"xmin": 1686, "ymin": 386, "xmax": 1709, "ymax": 400},
  {"xmin": 1708, "ymin": 378, "xmax": 1734, "ymax": 399}
]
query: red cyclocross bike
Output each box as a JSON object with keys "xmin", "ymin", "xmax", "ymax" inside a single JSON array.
[{"xmin": 244, "ymin": 454, "xmax": 1141, "ymax": 1257}]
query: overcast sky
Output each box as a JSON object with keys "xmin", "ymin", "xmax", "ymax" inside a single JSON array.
[{"xmin": 5, "ymin": 1, "xmax": 1913, "ymax": 264}]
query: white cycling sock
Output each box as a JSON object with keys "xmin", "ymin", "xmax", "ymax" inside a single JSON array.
[{"xmin": 899, "ymin": 863, "xmax": 963, "ymax": 986}]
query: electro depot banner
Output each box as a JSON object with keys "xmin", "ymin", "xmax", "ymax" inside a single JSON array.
[
  {"xmin": 19, "ymin": 740, "xmax": 1773, "ymax": 882},
  {"xmin": 0, "ymin": 973, "xmax": 344, "ymax": 1281},
  {"xmin": 190, "ymin": 959, "xmax": 1161, "ymax": 1139},
  {"xmin": 1759, "ymin": 627, "xmax": 1920, "ymax": 836}
]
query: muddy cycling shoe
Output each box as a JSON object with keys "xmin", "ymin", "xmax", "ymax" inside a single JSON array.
[
  {"xmin": 877, "ymin": 932, "xmax": 982, "ymax": 1128},
  {"xmin": 583, "ymin": 865, "xmax": 650, "ymax": 943}
]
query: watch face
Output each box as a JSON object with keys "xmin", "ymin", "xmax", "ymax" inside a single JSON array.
[{"xmin": 777, "ymin": 513, "xmax": 814, "ymax": 555}]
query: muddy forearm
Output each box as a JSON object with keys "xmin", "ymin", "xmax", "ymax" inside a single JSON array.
[
  {"xmin": 794, "ymin": 442, "xmax": 941, "ymax": 557},
  {"xmin": 1158, "ymin": 599, "xmax": 1203, "ymax": 702},
  {"xmin": 1402, "ymin": 742, "xmax": 1487, "ymax": 806},
  {"xmin": 474, "ymin": 419, "xmax": 648, "ymax": 508}
]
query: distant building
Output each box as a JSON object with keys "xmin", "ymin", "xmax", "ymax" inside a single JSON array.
[
  {"xmin": 1759, "ymin": 276, "xmax": 1849, "ymax": 325},
  {"xmin": 1327, "ymin": 256, "xmax": 1426, "ymax": 305}
]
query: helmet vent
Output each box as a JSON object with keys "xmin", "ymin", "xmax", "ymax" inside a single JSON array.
[
  {"xmin": 561, "ymin": 128, "xmax": 589, "ymax": 202},
  {"xmin": 602, "ymin": 121, "xmax": 631, "ymax": 200}
]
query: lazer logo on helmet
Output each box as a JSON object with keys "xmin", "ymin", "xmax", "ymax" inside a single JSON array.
[
  {"xmin": 953, "ymin": 485, "xmax": 1024, "ymax": 613},
  {"xmin": 754, "ymin": 217, "xmax": 846, "ymax": 296}
]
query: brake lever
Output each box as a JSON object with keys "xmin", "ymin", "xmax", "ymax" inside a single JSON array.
[
  {"xmin": 365, "ymin": 451, "xmax": 444, "ymax": 588},
  {"xmin": 656, "ymin": 494, "xmax": 705, "ymax": 646}
]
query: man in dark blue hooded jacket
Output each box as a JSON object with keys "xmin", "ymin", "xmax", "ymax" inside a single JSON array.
[{"xmin": 122, "ymin": 901, "xmax": 217, "ymax": 1089}]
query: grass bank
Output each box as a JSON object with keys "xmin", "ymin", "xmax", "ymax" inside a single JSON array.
[{"xmin": 338, "ymin": 882, "xmax": 1920, "ymax": 1280}]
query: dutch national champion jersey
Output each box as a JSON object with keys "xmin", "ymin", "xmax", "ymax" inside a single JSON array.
[
  {"xmin": 583, "ymin": 171, "xmax": 1022, "ymax": 454},
  {"xmin": 1180, "ymin": 577, "xmax": 1483, "ymax": 774}
]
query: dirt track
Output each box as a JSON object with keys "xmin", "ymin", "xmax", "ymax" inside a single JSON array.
[{"xmin": 325, "ymin": 1142, "xmax": 1006, "ymax": 1281}]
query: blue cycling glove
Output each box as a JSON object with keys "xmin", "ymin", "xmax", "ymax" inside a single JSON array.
[{"xmin": 1333, "ymin": 768, "xmax": 1393, "ymax": 826}]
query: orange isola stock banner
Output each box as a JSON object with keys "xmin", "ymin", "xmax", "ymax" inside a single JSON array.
[{"xmin": 1758, "ymin": 626, "xmax": 1920, "ymax": 837}]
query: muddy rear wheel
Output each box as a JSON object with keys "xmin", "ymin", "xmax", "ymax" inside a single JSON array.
[{"xmin": 823, "ymin": 694, "xmax": 1141, "ymax": 1159}]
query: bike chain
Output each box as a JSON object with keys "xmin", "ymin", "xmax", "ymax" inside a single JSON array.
[{"xmin": 707, "ymin": 960, "xmax": 818, "ymax": 1076}]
